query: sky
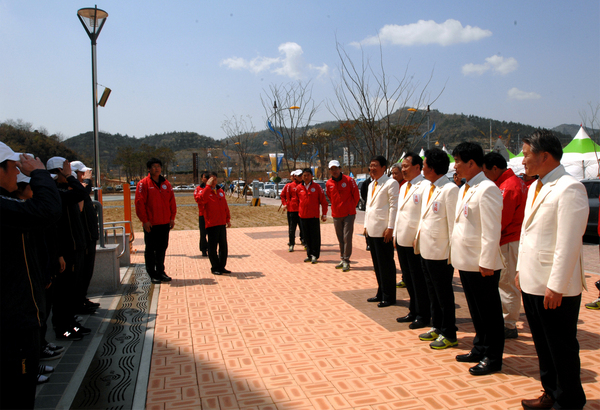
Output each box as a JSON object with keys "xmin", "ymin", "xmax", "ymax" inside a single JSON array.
[{"xmin": 1, "ymin": 0, "xmax": 599, "ymax": 141}]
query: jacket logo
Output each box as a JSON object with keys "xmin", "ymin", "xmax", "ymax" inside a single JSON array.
[
  {"xmin": 432, "ymin": 201, "xmax": 440, "ymax": 213},
  {"xmin": 219, "ymin": 192, "xmax": 224, "ymax": 197},
  {"xmin": 162, "ymin": 184, "xmax": 167, "ymax": 189},
  {"xmin": 341, "ymin": 182, "xmax": 346, "ymax": 188},
  {"xmin": 311, "ymin": 188, "xmax": 315, "ymax": 192},
  {"xmin": 463, "ymin": 203, "xmax": 469, "ymax": 217},
  {"xmin": 413, "ymin": 194, "xmax": 420, "ymax": 204}
]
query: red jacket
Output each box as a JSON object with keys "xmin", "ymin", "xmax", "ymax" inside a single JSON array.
[
  {"xmin": 297, "ymin": 181, "xmax": 328, "ymax": 219},
  {"xmin": 135, "ymin": 174, "xmax": 177, "ymax": 226},
  {"xmin": 281, "ymin": 181, "xmax": 300, "ymax": 212},
  {"xmin": 193, "ymin": 184, "xmax": 207, "ymax": 216},
  {"xmin": 326, "ymin": 174, "xmax": 359, "ymax": 218},
  {"xmin": 494, "ymin": 168, "xmax": 527, "ymax": 245},
  {"xmin": 199, "ymin": 185, "xmax": 231, "ymax": 228}
]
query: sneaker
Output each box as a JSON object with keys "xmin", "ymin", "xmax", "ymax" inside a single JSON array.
[
  {"xmin": 84, "ymin": 299, "xmax": 100, "ymax": 308},
  {"xmin": 55, "ymin": 329, "xmax": 83, "ymax": 341},
  {"xmin": 585, "ymin": 298, "xmax": 600, "ymax": 310},
  {"xmin": 38, "ymin": 364, "xmax": 54, "ymax": 375},
  {"xmin": 335, "ymin": 261, "xmax": 345, "ymax": 269},
  {"xmin": 45, "ymin": 342, "xmax": 65, "ymax": 353},
  {"xmin": 342, "ymin": 262, "xmax": 350, "ymax": 272},
  {"xmin": 595, "ymin": 280, "xmax": 600, "ymax": 292},
  {"xmin": 73, "ymin": 324, "xmax": 91, "ymax": 336},
  {"xmin": 396, "ymin": 281, "xmax": 406, "ymax": 288},
  {"xmin": 311, "ymin": 256, "xmax": 318, "ymax": 264},
  {"xmin": 37, "ymin": 374, "xmax": 50, "ymax": 384},
  {"xmin": 304, "ymin": 257, "xmax": 311, "ymax": 263},
  {"xmin": 40, "ymin": 346, "xmax": 64, "ymax": 361},
  {"xmin": 288, "ymin": 245, "xmax": 294, "ymax": 252},
  {"xmin": 419, "ymin": 328, "xmax": 439, "ymax": 341},
  {"xmin": 430, "ymin": 335, "xmax": 458, "ymax": 349},
  {"xmin": 504, "ymin": 326, "xmax": 519, "ymax": 339}
]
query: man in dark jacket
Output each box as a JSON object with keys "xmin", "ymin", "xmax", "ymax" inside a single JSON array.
[{"xmin": 0, "ymin": 143, "xmax": 62, "ymax": 409}]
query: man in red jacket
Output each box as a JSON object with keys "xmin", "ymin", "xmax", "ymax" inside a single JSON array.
[
  {"xmin": 135, "ymin": 158, "xmax": 177, "ymax": 283},
  {"xmin": 199, "ymin": 172, "xmax": 231, "ymax": 275},
  {"xmin": 193, "ymin": 172, "xmax": 210, "ymax": 256},
  {"xmin": 297, "ymin": 168, "xmax": 328, "ymax": 264},
  {"xmin": 326, "ymin": 160, "xmax": 359, "ymax": 271},
  {"xmin": 281, "ymin": 170, "xmax": 304, "ymax": 252},
  {"xmin": 483, "ymin": 152, "xmax": 527, "ymax": 339}
]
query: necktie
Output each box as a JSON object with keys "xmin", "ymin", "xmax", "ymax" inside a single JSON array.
[
  {"xmin": 371, "ymin": 180, "xmax": 378, "ymax": 197},
  {"xmin": 427, "ymin": 184, "xmax": 435, "ymax": 204},
  {"xmin": 404, "ymin": 182, "xmax": 412, "ymax": 198},
  {"xmin": 532, "ymin": 181, "xmax": 543, "ymax": 206},
  {"xmin": 462, "ymin": 183, "xmax": 470, "ymax": 199}
]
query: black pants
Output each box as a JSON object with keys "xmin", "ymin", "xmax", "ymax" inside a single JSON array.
[
  {"xmin": 287, "ymin": 211, "xmax": 303, "ymax": 245},
  {"xmin": 0, "ymin": 327, "xmax": 40, "ymax": 409},
  {"xmin": 206, "ymin": 224, "xmax": 228, "ymax": 272},
  {"xmin": 522, "ymin": 292, "xmax": 586, "ymax": 409},
  {"xmin": 198, "ymin": 216, "xmax": 208, "ymax": 254},
  {"xmin": 143, "ymin": 224, "xmax": 170, "ymax": 278},
  {"xmin": 300, "ymin": 217, "xmax": 321, "ymax": 258},
  {"xmin": 78, "ymin": 239, "xmax": 97, "ymax": 304},
  {"xmin": 396, "ymin": 244, "xmax": 430, "ymax": 322},
  {"xmin": 52, "ymin": 249, "xmax": 84, "ymax": 330},
  {"xmin": 367, "ymin": 236, "xmax": 396, "ymax": 303},
  {"xmin": 459, "ymin": 270, "xmax": 504, "ymax": 367},
  {"xmin": 422, "ymin": 258, "xmax": 457, "ymax": 340}
]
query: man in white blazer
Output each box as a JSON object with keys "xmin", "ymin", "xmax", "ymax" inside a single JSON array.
[
  {"xmin": 450, "ymin": 142, "xmax": 505, "ymax": 376},
  {"xmin": 364, "ymin": 155, "xmax": 399, "ymax": 307},
  {"xmin": 393, "ymin": 152, "xmax": 431, "ymax": 328},
  {"xmin": 414, "ymin": 148, "xmax": 459, "ymax": 349},
  {"xmin": 518, "ymin": 131, "xmax": 587, "ymax": 410}
]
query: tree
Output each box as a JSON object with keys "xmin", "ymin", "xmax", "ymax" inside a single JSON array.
[
  {"xmin": 261, "ymin": 81, "xmax": 319, "ymax": 173},
  {"xmin": 580, "ymin": 101, "xmax": 600, "ymax": 143},
  {"xmin": 222, "ymin": 114, "xmax": 257, "ymax": 197},
  {"xmin": 304, "ymin": 128, "xmax": 331, "ymax": 179}
]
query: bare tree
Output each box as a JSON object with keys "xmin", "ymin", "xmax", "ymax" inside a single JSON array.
[
  {"xmin": 261, "ymin": 81, "xmax": 319, "ymax": 173},
  {"xmin": 221, "ymin": 114, "xmax": 257, "ymax": 197},
  {"xmin": 327, "ymin": 39, "xmax": 444, "ymax": 162},
  {"xmin": 304, "ymin": 128, "xmax": 331, "ymax": 179},
  {"xmin": 580, "ymin": 101, "xmax": 600, "ymax": 143}
]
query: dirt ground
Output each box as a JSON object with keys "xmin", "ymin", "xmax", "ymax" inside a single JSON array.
[{"xmin": 102, "ymin": 194, "xmax": 333, "ymax": 231}]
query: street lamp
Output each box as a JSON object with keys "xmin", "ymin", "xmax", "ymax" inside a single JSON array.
[
  {"xmin": 77, "ymin": 6, "xmax": 108, "ymax": 200},
  {"xmin": 266, "ymin": 102, "xmax": 300, "ymax": 196},
  {"xmin": 408, "ymin": 106, "xmax": 433, "ymax": 149}
]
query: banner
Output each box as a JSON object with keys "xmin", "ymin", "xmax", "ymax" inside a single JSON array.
[
  {"xmin": 269, "ymin": 153, "xmax": 284, "ymax": 172},
  {"xmin": 311, "ymin": 166, "xmax": 318, "ymax": 178},
  {"xmin": 223, "ymin": 167, "xmax": 232, "ymax": 178}
]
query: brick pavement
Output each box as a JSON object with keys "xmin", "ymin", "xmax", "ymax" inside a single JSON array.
[{"xmin": 133, "ymin": 224, "xmax": 600, "ymax": 410}]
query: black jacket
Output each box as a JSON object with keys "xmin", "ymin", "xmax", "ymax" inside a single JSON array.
[{"xmin": 56, "ymin": 176, "xmax": 89, "ymax": 256}]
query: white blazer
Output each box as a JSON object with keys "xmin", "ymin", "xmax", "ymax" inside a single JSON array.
[
  {"xmin": 364, "ymin": 174, "xmax": 399, "ymax": 238},
  {"xmin": 415, "ymin": 177, "xmax": 459, "ymax": 261},
  {"xmin": 394, "ymin": 175, "xmax": 428, "ymax": 247},
  {"xmin": 517, "ymin": 165, "xmax": 588, "ymax": 296},
  {"xmin": 450, "ymin": 171, "xmax": 505, "ymax": 272}
]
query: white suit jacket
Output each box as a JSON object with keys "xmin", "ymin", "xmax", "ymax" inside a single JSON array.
[
  {"xmin": 364, "ymin": 174, "xmax": 399, "ymax": 238},
  {"xmin": 393, "ymin": 174, "xmax": 427, "ymax": 247},
  {"xmin": 450, "ymin": 171, "xmax": 505, "ymax": 272},
  {"xmin": 415, "ymin": 176, "xmax": 459, "ymax": 261},
  {"xmin": 517, "ymin": 165, "xmax": 588, "ymax": 296}
]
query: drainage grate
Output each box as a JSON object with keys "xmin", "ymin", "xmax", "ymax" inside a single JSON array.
[{"xmin": 71, "ymin": 265, "xmax": 154, "ymax": 409}]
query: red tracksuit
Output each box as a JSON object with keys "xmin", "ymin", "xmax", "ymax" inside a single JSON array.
[
  {"xmin": 326, "ymin": 174, "xmax": 359, "ymax": 218},
  {"xmin": 297, "ymin": 182, "xmax": 328, "ymax": 219},
  {"xmin": 135, "ymin": 175, "xmax": 177, "ymax": 225},
  {"xmin": 494, "ymin": 168, "xmax": 527, "ymax": 246},
  {"xmin": 200, "ymin": 186, "xmax": 231, "ymax": 228},
  {"xmin": 281, "ymin": 181, "xmax": 300, "ymax": 212}
]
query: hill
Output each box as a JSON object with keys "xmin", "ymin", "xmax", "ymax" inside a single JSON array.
[{"xmin": 0, "ymin": 122, "xmax": 78, "ymax": 162}]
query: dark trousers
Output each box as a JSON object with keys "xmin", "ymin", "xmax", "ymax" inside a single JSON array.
[
  {"xmin": 396, "ymin": 244, "xmax": 430, "ymax": 322},
  {"xmin": 300, "ymin": 217, "xmax": 321, "ymax": 258},
  {"xmin": 367, "ymin": 236, "xmax": 396, "ymax": 303},
  {"xmin": 422, "ymin": 258, "xmax": 457, "ymax": 340},
  {"xmin": 198, "ymin": 215, "xmax": 208, "ymax": 254},
  {"xmin": 522, "ymin": 292, "xmax": 586, "ymax": 409},
  {"xmin": 206, "ymin": 224, "xmax": 228, "ymax": 272},
  {"xmin": 78, "ymin": 239, "xmax": 97, "ymax": 304},
  {"xmin": 287, "ymin": 211, "xmax": 303, "ymax": 245},
  {"xmin": 143, "ymin": 224, "xmax": 170, "ymax": 278},
  {"xmin": 0, "ymin": 327, "xmax": 40, "ymax": 409},
  {"xmin": 459, "ymin": 270, "xmax": 504, "ymax": 366},
  {"xmin": 52, "ymin": 249, "xmax": 84, "ymax": 329},
  {"xmin": 333, "ymin": 214, "xmax": 355, "ymax": 262}
]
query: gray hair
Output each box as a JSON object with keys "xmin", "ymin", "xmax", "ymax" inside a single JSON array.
[{"xmin": 522, "ymin": 130, "xmax": 563, "ymax": 162}]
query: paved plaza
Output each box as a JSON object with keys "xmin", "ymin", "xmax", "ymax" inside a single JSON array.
[{"xmin": 137, "ymin": 222, "xmax": 600, "ymax": 410}]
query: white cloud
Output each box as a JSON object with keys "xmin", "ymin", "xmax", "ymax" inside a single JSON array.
[
  {"xmin": 351, "ymin": 19, "xmax": 492, "ymax": 47},
  {"xmin": 507, "ymin": 88, "xmax": 541, "ymax": 100},
  {"xmin": 462, "ymin": 55, "xmax": 518, "ymax": 76},
  {"xmin": 221, "ymin": 42, "xmax": 328, "ymax": 80}
]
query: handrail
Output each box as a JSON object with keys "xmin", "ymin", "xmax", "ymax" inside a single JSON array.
[
  {"xmin": 103, "ymin": 220, "xmax": 135, "ymax": 244},
  {"xmin": 102, "ymin": 225, "xmax": 126, "ymax": 259}
]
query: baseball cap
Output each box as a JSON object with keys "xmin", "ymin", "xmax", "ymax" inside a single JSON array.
[
  {"xmin": 0, "ymin": 142, "xmax": 22, "ymax": 163},
  {"xmin": 71, "ymin": 161, "xmax": 92, "ymax": 173},
  {"xmin": 328, "ymin": 160, "xmax": 340, "ymax": 169},
  {"xmin": 46, "ymin": 156, "xmax": 67, "ymax": 171},
  {"xmin": 16, "ymin": 170, "xmax": 31, "ymax": 184}
]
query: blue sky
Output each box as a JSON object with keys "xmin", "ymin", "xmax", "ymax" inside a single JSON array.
[{"xmin": 1, "ymin": 1, "xmax": 598, "ymax": 141}]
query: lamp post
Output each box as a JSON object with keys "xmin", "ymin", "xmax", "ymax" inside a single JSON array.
[
  {"xmin": 266, "ymin": 102, "xmax": 300, "ymax": 197},
  {"xmin": 408, "ymin": 106, "xmax": 431, "ymax": 149},
  {"xmin": 77, "ymin": 6, "xmax": 108, "ymax": 200}
]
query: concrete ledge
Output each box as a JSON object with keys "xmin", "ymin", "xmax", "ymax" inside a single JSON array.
[
  {"xmin": 89, "ymin": 244, "xmax": 120, "ymax": 294},
  {"xmin": 104, "ymin": 233, "xmax": 131, "ymax": 267}
]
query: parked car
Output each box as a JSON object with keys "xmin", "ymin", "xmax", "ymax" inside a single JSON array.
[
  {"xmin": 581, "ymin": 179, "xmax": 600, "ymax": 239},
  {"xmin": 313, "ymin": 180, "xmax": 330, "ymax": 203},
  {"xmin": 262, "ymin": 183, "xmax": 275, "ymax": 197}
]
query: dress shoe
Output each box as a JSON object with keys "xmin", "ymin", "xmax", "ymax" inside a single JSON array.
[
  {"xmin": 456, "ymin": 351, "xmax": 484, "ymax": 363},
  {"xmin": 504, "ymin": 326, "xmax": 518, "ymax": 339},
  {"xmin": 367, "ymin": 297, "xmax": 381, "ymax": 303},
  {"xmin": 84, "ymin": 299, "xmax": 100, "ymax": 308},
  {"xmin": 521, "ymin": 391, "xmax": 555, "ymax": 409},
  {"xmin": 150, "ymin": 277, "xmax": 161, "ymax": 284},
  {"xmin": 201, "ymin": 251, "xmax": 208, "ymax": 257},
  {"xmin": 396, "ymin": 314, "xmax": 416, "ymax": 323},
  {"xmin": 468, "ymin": 357, "xmax": 501, "ymax": 376},
  {"xmin": 221, "ymin": 269, "xmax": 231, "ymax": 274},
  {"xmin": 158, "ymin": 273, "xmax": 172, "ymax": 282},
  {"xmin": 211, "ymin": 271, "xmax": 222, "ymax": 275},
  {"xmin": 377, "ymin": 301, "xmax": 395, "ymax": 308},
  {"xmin": 408, "ymin": 319, "xmax": 429, "ymax": 329}
]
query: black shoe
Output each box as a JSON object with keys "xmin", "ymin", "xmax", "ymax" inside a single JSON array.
[
  {"xmin": 84, "ymin": 299, "xmax": 100, "ymax": 308},
  {"xmin": 456, "ymin": 351, "xmax": 484, "ymax": 363},
  {"xmin": 504, "ymin": 326, "xmax": 518, "ymax": 339},
  {"xmin": 44, "ymin": 342, "xmax": 65, "ymax": 354},
  {"xmin": 367, "ymin": 297, "xmax": 381, "ymax": 303},
  {"xmin": 55, "ymin": 329, "xmax": 83, "ymax": 341},
  {"xmin": 377, "ymin": 301, "xmax": 395, "ymax": 308},
  {"xmin": 366, "ymin": 245, "xmax": 371, "ymax": 251},
  {"xmin": 150, "ymin": 275, "xmax": 161, "ymax": 284},
  {"xmin": 221, "ymin": 269, "xmax": 231, "ymax": 274},
  {"xmin": 468, "ymin": 358, "xmax": 501, "ymax": 376},
  {"xmin": 396, "ymin": 314, "xmax": 416, "ymax": 323},
  {"xmin": 40, "ymin": 346, "xmax": 64, "ymax": 361},
  {"xmin": 158, "ymin": 273, "xmax": 172, "ymax": 282},
  {"xmin": 409, "ymin": 319, "xmax": 429, "ymax": 329},
  {"xmin": 75, "ymin": 305, "xmax": 97, "ymax": 315},
  {"xmin": 73, "ymin": 324, "xmax": 91, "ymax": 335},
  {"xmin": 212, "ymin": 271, "xmax": 222, "ymax": 275},
  {"xmin": 202, "ymin": 251, "xmax": 208, "ymax": 257}
]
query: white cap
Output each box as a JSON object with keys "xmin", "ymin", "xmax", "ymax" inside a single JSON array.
[
  {"xmin": 16, "ymin": 171, "xmax": 31, "ymax": 184},
  {"xmin": 46, "ymin": 156, "xmax": 67, "ymax": 171},
  {"xmin": 0, "ymin": 141, "xmax": 22, "ymax": 163},
  {"xmin": 328, "ymin": 160, "xmax": 340, "ymax": 169},
  {"xmin": 292, "ymin": 169, "xmax": 301, "ymax": 176},
  {"xmin": 71, "ymin": 160, "xmax": 92, "ymax": 173}
]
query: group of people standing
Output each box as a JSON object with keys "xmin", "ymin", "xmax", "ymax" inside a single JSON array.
[{"xmin": 0, "ymin": 142, "xmax": 101, "ymax": 409}]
